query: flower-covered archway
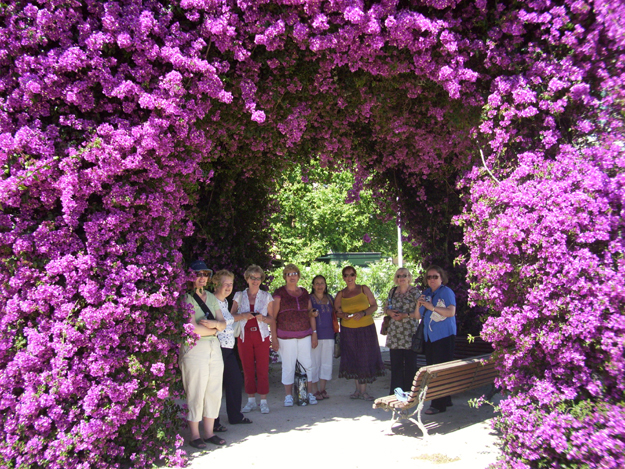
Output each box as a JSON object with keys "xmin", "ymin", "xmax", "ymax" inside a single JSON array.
[{"xmin": 1, "ymin": 0, "xmax": 623, "ymax": 467}]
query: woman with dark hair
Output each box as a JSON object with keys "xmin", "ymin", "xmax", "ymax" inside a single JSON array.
[
  {"xmin": 179, "ymin": 261, "xmax": 226, "ymax": 450},
  {"xmin": 416, "ymin": 265, "xmax": 457, "ymax": 414},
  {"xmin": 309, "ymin": 275, "xmax": 337, "ymax": 400},
  {"xmin": 334, "ymin": 266, "xmax": 385, "ymax": 401}
]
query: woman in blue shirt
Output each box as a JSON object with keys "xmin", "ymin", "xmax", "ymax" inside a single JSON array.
[{"xmin": 416, "ymin": 265, "xmax": 456, "ymax": 414}]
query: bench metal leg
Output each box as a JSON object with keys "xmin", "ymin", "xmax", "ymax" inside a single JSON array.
[{"xmin": 409, "ymin": 399, "xmax": 429, "ymax": 437}]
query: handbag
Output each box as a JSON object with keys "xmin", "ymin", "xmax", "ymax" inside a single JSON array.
[
  {"xmin": 333, "ymin": 332, "xmax": 341, "ymax": 359},
  {"xmin": 411, "ymin": 319, "xmax": 425, "ymax": 354},
  {"xmin": 380, "ymin": 287, "xmax": 397, "ymax": 335},
  {"xmin": 294, "ymin": 361, "xmax": 309, "ymax": 406}
]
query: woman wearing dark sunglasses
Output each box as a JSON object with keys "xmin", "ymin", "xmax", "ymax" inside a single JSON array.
[
  {"xmin": 335, "ymin": 265, "xmax": 385, "ymax": 400},
  {"xmin": 415, "ymin": 265, "xmax": 457, "ymax": 414},
  {"xmin": 179, "ymin": 261, "xmax": 227, "ymax": 450},
  {"xmin": 384, "ymin": 267, "xmax": 421, "ymax": 395}
]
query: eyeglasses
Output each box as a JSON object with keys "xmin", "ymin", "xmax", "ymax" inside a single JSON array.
[
  {"xmin": 249, "ymin": 275, "xmax": 262, "ymax": 281},
  {"xmin": 343, "ymin": 273, "xmax": 356, "ymax": 277},
  {"xmin": 286, "ymin": 272, "xmax": 299, "ymax": 277},
  {"xmin": 396, "ymin": 274, "xmax": 408, "ymax": 278},
  {"xmin": 197, "ymin": 271, "xmax": 212, "ymax": 278},
  {"xmin": 427, "ymin": 275, "xmax": 440, "ymax": 280}
]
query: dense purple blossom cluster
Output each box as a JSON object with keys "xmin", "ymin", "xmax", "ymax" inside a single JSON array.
[{"xmin": 1, "ymin": 0, "xmax": 623, "ymax": 467}]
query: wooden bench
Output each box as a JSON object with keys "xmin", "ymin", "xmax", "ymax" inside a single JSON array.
[
  {"xmin": 373, "ymin": 354, "xmax": 496, "ymax": 437},
  {"xmin": 383, "ymin": 335, "xmax": 494, "ymax": 369}
]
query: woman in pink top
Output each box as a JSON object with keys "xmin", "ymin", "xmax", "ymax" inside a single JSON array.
[{"xmin": 269, "ymin": 264, "xmax": 319, "ymax": 407}]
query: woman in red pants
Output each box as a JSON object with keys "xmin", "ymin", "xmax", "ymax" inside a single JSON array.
[{"xmin": 231, "ymin": 265, "xmax": 275, "ymax": 414}]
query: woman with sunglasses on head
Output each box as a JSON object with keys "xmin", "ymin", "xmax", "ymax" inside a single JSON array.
[
  {"xmin": 206, "ymin": 270, "xmax": 253, "ymax": 432},
  {"xmin": 335, "ymin": 266, "xmax": 385, "ymax": 401},
  {"xmin": 179, "ymin": 261, "xmax": 226, "ymax": 450},
  {"xmin": 415, "ymin": 265, "xmax": 457, "ymax": 414},
  {"xmin": 269, "ymin": 264, "xmax": 319, "ymax": 407},
  {"xmin": 384, "ymin": 267, "xmax": 422, "ymax": 395},
  {"xmin": 231, "ymin": 265, "xmax": 275, "ymax": 415},
  {"xmin": 309, "ymin": 274, "xmax": 338, "ymax": 401}
]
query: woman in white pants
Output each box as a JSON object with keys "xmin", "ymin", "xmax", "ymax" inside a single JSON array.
[
  {"xmin": 269, "ymin": 264, "xmax": 319, "ymax": 407},
  {"xmin": 309, "ymin": 275, "xmax": 337, "ymax": 400}
]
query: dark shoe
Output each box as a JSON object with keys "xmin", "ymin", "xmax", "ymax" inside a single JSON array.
[
  {"xmin": 424, "ymin": 407, "xmax": 445, "ymax": 415},
  {"xmin": 189, "ymin": 438, "xmax": 207, "ymax": 449},
  {"xmin": 231, "ymin": 417, "xmax": 252, "ymax": 424},
  {"xmin": 213, "ymin": 423, "xmax": 228, "ymax": 432},
  {"xmin": 204, "ymin": 435, "xmax": 226, "ymax": 446}
]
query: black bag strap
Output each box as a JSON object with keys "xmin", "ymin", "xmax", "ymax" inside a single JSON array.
[
  {"xmin": 193, "ymin": 292, "xmax": 216, "ymax": 320},
  {"xmin": 390, "ymin": 286, "xmax": 397, "ymax": 300}
]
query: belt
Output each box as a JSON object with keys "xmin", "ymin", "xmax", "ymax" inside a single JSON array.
[{"xmin": 249, "ymin": 327, "xmax": 258, "ymax": 332}]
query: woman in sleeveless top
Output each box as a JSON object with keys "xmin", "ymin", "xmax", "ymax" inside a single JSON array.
[
  {"xmin": 334, "ymin": 265, "xmax": 385, "ymax": 401},
  {"xmin": 269, "ymin": 264, "xmax": 319, "ymax": 407}
]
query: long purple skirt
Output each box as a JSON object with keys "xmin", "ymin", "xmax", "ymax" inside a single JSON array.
[{"xmin": 338, "ymin": 323, "xmax": 386, "ymax": 384}]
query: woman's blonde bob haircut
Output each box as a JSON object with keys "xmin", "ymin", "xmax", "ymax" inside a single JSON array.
[
  {"xmin": 393, "ymin": 267, "xmax": 413, "ymax": 285},
  {"xmin": 244, "ymin": 264, "xmax": 266, "ymax": 282},
  {"xmin": 212, "ymin": 269, "xmax": 235, "ymax": 288},
  {"xmin": 282, "ymin": 263, "xmax": 301, "ymax": 280}
]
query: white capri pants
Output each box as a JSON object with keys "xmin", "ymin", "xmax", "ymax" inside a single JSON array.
[
  {"xmin": 278, "ymin": 335, "xmax": 312, "ymax": 385},
  {"xmin": 310, "ymin": 339, "xmax": 334, "ymax": 382},
  {"xmin": 179, "ymin": 337, "xmax": 224, "ymax": 422}
]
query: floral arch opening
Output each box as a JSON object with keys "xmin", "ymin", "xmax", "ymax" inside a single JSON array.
[{"xmin": 1, "ymin": 1, "xmax": 623, "ymax": 468}]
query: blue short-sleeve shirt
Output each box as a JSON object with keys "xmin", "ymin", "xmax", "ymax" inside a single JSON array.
[{"xmin": 419, "ymin": 285, "xmax": 457, "ymax": 342}]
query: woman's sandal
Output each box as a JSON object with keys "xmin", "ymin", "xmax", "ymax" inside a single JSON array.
[
  {"xmin": 321, "ymin": 390, "xmax": 330, "ymax": 399},
  {"xmin": 314, "ymin": 391, "xmax": 324, "ymax": 400},
  {"xmin": 204, "ymin": 435, "xmax": 227, "ymax": 446},
  {"xmin": 360, "ymin": 392, "xmax": 375, "ymax": 401},
  {"xmin": 349, "ymin": 391, "xmax": 361, "ymax": 399},
  {"xmin": 213, "ymin": 423, "xmax": 228, "ymax": 432},
  {"xmin": 189, "ymin": 438, "xmax": 207, "ymax": 450}
]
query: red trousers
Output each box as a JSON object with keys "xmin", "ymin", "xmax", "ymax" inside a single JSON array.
[{"xmin": 237, "ymin": 327, "xmax": 270, "ymax": 395}]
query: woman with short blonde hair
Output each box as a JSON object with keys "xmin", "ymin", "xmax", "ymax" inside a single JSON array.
[
  {"xmin": 270, "ymin": 263, "xmax": 319, "ymax": 407},
  {"xmin": 384, "ymin": 267, "xmax": 421, "ymax": 394},
  {"xmin": 208, "ymin": 270, "xmax": 253, "ymax": 429},
  {"xmin": 232, "ymin": 265, "xmax": 274, "ymax": 414}
]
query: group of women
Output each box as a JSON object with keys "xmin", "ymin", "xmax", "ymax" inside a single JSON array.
[{"xmin": 179, "ymin": 260, "xmax": 456, "ymax": 449}]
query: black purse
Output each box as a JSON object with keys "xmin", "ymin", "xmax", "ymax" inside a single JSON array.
[{"xmin": 411, "ymin": 319, "xmax": 425, "ymax": 354}]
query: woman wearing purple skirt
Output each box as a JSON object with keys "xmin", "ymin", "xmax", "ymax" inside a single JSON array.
[{"xmin": 334, "ymin": 266, "xmax": 385, "ymax": 401}]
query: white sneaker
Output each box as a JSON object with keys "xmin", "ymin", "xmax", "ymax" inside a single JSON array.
[
  {"xmin": 260, "ymin": 402, "xmax": 270, "ymax": 414},
  {"xmin": 308, "ymin": 393, "xmax": 318, "ymax": 405},
  {"xmin": 284, "ymin": 395, "xmax": 294, "ymax": 407},
  {"xmin": 242, "ymin": 401, "xmax": 257, "ymax": 413}
]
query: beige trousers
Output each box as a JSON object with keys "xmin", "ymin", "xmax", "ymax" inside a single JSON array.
[{"xmin": 180, "ymin": 337, "xmax": 224, "ymax": 422}]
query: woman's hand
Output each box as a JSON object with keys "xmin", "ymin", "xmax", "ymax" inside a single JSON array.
[
  {"xmin": 309, "ymin": 308, "xmax": 319, "ymax": 318},
  {"xmin": 391, "ymin": 311, "xmax": 404, "ymax": 321},
  {"xmin": 311, "ymin": 334, "xmax": 318, "ymax": 349},
  {"xmin": 271, "ymin": 337, "xmax": 279, "ymax": 352},
  {"xmin": 352, "ymin": 312, "xmax": 364, "ymax": 321},
  {"xmin": 241, "ymin": 312, "xmax": 255, "ymax": 321}
]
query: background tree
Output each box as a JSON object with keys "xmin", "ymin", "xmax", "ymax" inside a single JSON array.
[{"xmin": 269, "ymin": 162, "xmax": 414, "ymax": 264}]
